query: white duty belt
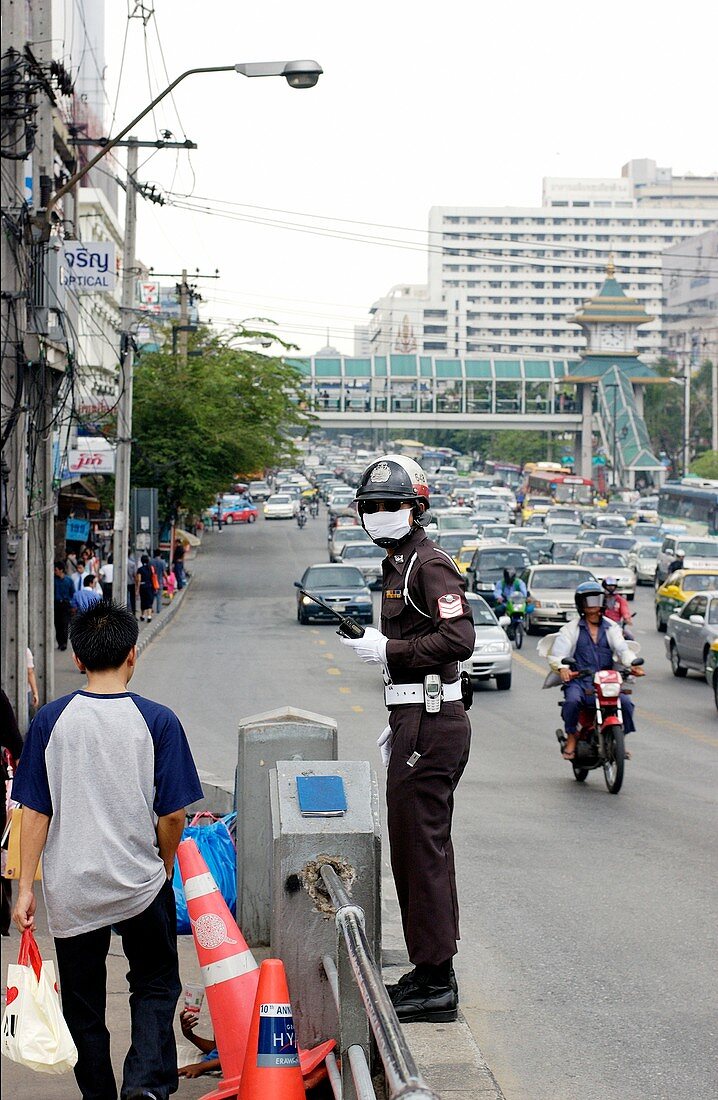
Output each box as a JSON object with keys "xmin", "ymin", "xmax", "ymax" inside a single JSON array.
[{"xmin": 384, "ymin": 680, "xmax": 463, "ymax": 707}]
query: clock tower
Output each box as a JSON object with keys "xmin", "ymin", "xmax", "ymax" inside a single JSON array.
[
  {"xmin": 569, "ymin": 257, "xmax": 654, "ymax": 356},
  {"xmin": 567, "ymin": 260, "xmax": 664, "ymax": 490}
]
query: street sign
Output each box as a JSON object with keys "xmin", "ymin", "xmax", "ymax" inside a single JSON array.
[
  {"xmin": 66, "ymin": 518, "xmax": 91, "ymax": 541},
  {"xmin": 62, "ymin": 242, "xmax": 116, "ymax": 292}
]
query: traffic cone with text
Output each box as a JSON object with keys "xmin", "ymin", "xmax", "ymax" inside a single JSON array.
[
  {"xmin": 177, "ymin": 838, "xmax": 260, "ymax": 1100},
  {"xmin": 238, "ymin": 958, "xmax": 305, "ymax": 1100}
]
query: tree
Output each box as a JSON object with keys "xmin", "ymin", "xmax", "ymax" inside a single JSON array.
[
  {"xmin": 690, "ymin": 450, "xmax": 718, "ymax": 479},
  {"xmin": 643, "ymin": 358, "xmax": 714, "ymax": 474},
  {"xmin": 130, "ymin": 326, "xmax": 312, "ymax": 519}
]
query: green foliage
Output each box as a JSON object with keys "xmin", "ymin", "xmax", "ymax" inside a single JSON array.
[
  {"xmin": 643, "ymin": 358, "xmax": 715, "ymax": 473},
  {"xmin": 690, "ymin": 450, "xmax": 718, "ymax": 479},
  {"xmin": 389, "ymin": 428, "xmax": 555, "ymax": 466},
  {"xmin": 131, "ymin": 327, "xmax": 312, "ymax": 518}
]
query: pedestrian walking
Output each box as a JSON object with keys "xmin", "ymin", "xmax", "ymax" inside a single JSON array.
[
  {"xmin": 340, "ymin": 455, "xmax": 474, "ymax": 1023},
  {"xmin": 70, "ymin": 559, "xmax": 86, "ymax": 593},
  {"xmin": 53, "ymin": 561, "xmax": 74, "ymax": 650},
  {"xmin": 127, "ymin": 553, "xmax": 138, "ymax": 615},
  {"xmin": 99, "ymin": 554, "xmax": 114, "ymax": 601},
  {"xmin": 150, "ymin": 548, "xmax": 167, "ymax": 615},
  {"xmin": 172, "ymin": 538, "xmax": 186, "ymax": 589},
  {"xmin": 12, "ymin": 600, "xmax": 203, "ymax": 1100},
  {"xmin": 136, "ymin": 554, "xmax": 156, "ymax": 622},
  {"xmin": 71, "ymin": 573, "xmax": 103, "ymax": 613}
]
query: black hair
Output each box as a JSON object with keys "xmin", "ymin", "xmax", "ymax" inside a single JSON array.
[
  {"xmin": 69, "ymin": 600, "xmax": 139, "ymax": 671},
  {"xmin": 141, "ymin": 554, "xmax": 149, "ymax": 564},
  {"xmin": 54, "ymin": 560, "xmax": 66, "ymax": 572},
  {"xmin": 82, "ymin": 573, "xmax": 96, "ymax": 587}
]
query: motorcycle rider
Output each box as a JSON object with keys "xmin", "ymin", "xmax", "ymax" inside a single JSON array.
[
  {"xmin": 548, "ymin": 580, "xmax": 645, "ymax": 761},
  {"xmin": 338, "ymin": 454, "xmax": 474, "ymax": 1023},
  {"xmin": 297, "ymin": 499, "xmax": 307, "ymax": 527},
  {"xmin": 602, "ymin": 576, "xmax": 634, "ymax": 639},
  {"xmin": 493, "ymin": 566, "xmax": 528, "ymax": 610}
]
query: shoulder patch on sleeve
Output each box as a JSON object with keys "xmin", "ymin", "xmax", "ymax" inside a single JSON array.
[{"xmin": 437, "ymin": 593, "xmax": 463, "ymax": 619}]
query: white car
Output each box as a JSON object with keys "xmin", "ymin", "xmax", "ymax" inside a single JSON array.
[
  {"xmin": 575, "ymin": 549, "xmax": 636, "ymax": 598},
  {"xmin": 460, "ymin": 593, "xmax": 513, "ymax": 691},
  {"xmin": 263, "ymin": 493, "xmax": 298, "ymax": 519},
  {"xmin": 338, "ymin": 541, "xmax": 385, "ymax": 588}
]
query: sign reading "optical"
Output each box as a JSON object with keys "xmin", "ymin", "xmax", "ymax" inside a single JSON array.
[{"xmin": 62, "ymin": 242, "xmax": 116, "ymax": 292}]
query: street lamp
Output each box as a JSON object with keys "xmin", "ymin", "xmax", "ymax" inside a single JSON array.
[
  {"xmin": 45, "ymin": 58, "xmax": 322, "ymax": 607},
  {"xmin": 48, "ymin": 60, "xmax": 323, "ymax": 216},
  {"xmin": 604, "ymin": 382, "xmax": 620, "ymax": 492}
]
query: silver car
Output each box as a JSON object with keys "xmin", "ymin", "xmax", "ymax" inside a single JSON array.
[
  {"xmin": 338, "ymin": 541, "xmax": 385, "ymax": 588},
  {"xmin": 328, "ymin": 525, "xmax": 370, "ymax": 562},
  {"xmin": 628, "ymin": 543, "xmax": 660, "ymax": 585},
  {"xmin": 575, "ymin": 548, "xmax": 636, "ymax": 599},
  {"xmin": 665, "ymin": 590, "xmax": 718, "ymax": 679},
  {"xmin": 460, "ymin": 593, "xmax": 513, "ymax": 690},
  {"xmin": 524, "ymin": 565, "xmax": 597, "ymax": 631}
]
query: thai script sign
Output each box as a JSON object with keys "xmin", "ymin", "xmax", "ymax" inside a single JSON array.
[{"xmin": 62, "ymin": 242, "xmax": 116, "ymax": 292}]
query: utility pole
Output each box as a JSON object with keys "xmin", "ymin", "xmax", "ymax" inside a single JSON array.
[
  {"xmin": 179, "ymin": 269, "xmax": 189, "ymax": 366},
  {"xmin": 26, "ymin": 0, "xmax": 56, "ymax": 710},
  {"xmin": 111, "ymin": 139, "xmax": 139, "ymax": 609},
  {"xmin": 711, "ymin": 347, "xmax": 717, "ymax": 453},
  {"xmin": 1, "ymin": 0, "xmax": 29, "ymax": 725},
  {"xmin": 682, "ymin": 354, "xmax": 691, "ymax": 477}
]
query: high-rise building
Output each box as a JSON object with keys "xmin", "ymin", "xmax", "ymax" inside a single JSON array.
[
  {"xmin": 365, "ymin": 161, "xmax": 718, "ymax": 361},
  {"xmin": 662, "ymin": 228, "xmax": 718, "ymax": 367}
]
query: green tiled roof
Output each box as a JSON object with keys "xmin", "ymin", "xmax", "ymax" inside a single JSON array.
[{"xmin": 568, "ymin": 355, "xmax": 658, "ymax": 381}]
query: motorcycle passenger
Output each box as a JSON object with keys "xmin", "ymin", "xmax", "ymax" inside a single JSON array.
[
  {"xmin": 493, "ymin": 567, "xmax": 528, "ymax": 610},
  {"xmin": 549, "ymin": 581, "xmax": 645, "ymax": 761},
  {"xmin": 602, "ymin": 576, "xmax": 634, "ymax": 639}
]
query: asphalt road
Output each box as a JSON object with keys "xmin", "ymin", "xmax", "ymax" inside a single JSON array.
[{"xmin": 129, "ymin": 511, "xmax": 718, "ymax": 1100}]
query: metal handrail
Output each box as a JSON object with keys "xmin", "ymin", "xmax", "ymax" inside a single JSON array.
[{"xmin": 319, "ymin": 863, "xmax": 440, "ymax": 1100}]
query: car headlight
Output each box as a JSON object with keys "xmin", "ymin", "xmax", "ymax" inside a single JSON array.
[
  {"xmin": 302, "ymin": 596, "xmax": 313, "ymax": 605},
  {"xmin": 541, "ymin": 601, "xmax": 558, "ymax": 610},
  {"xmin": 355, "ymin": 595, "xmax": 372, "ymax": 604},
  {"xmin": 476, "ymin": 641, "xmax": 511, "ymax": 654},
  {"xmin": 599, "ymin": 682, "xmax": 621, "ymax": 698}
]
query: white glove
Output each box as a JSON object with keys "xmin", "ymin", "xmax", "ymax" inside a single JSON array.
[
  {"xmin": 340, "ymin": 627, "xmax": 388, "ymax": 666},
  {"xmin": 377, "ymin": 724, "xmax": 393, "ymax": 768}
]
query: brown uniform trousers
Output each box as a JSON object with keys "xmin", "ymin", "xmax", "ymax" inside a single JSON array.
[{"xmin": 381, "ymin": 526, "xmax": 474, "ymax": 967}]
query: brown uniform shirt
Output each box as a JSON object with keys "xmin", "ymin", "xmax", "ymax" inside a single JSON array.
[{"xmin": 381, "ymin": 526, "xmax": 475, "ymax": 684}]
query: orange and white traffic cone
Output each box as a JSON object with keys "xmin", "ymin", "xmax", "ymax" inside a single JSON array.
[
  {"xmin": 238, "ymin": 958, "xmax": 305, "ymax": 1100},
  {"xmin": 177, "ymin": 838, "xmax": 260, "ymax": 1100}
]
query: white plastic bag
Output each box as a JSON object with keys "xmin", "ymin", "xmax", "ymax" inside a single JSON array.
[{"xmin": 1, "ymin": 930, "xmax": 78, "ymax": 1074}]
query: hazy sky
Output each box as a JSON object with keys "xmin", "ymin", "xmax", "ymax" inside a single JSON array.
[{"xmin": 96, "ymin": 0, "xmax": 717, "ymax": 355}]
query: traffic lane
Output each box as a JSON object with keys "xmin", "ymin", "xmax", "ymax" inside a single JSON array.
[{"xmin": 457, "ymin": 626, "xmax": 717, "ymax": 1100}]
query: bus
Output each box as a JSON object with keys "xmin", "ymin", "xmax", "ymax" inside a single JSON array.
[
  {"xmin": 658, "ymin": 480, "xmax": 718, "ymax": 536},
  {"xmin": 523, "ymin": 460, "xmax": 574, "ymax": 476},
  {"xmin": 483, "ymin": 460, "xmax": 522, "ymax": 486},
  {"xmin": 525, "ymin": 469, "xmax": 593, "ymax": 506}
]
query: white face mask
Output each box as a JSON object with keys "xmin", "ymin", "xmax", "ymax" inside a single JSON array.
[{"xmin": 363, "ymin": 509, "xmax": 413, "ymax": 544}]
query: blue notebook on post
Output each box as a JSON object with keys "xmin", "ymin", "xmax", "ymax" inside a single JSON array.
[{"xmin": 296, "ymin": 775, "xmax": 347, "ymax": 817}]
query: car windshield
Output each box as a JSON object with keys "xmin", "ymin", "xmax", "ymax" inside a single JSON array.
[
  {"xmin": 303, "ymin": 567, "xmax": 365, "ymax": 588},
  {"xmin": 552, "ymin": 543, "xmax": 579, "ymax": 563},
  {"xmin": 440, "ymin": 515, "xmax": 477, "ymax": 530},
  {"xmin": 548, "ymin": 524, "xmax": 580, "ymax": 535},
  {"xmin": 438, "ymin": 534, "xmax": 475, "ymax": 554},
  {"xmin": 580, "ymin": 551, "xmax": 627, "ymax": 567},
  {"xmin": 466, "ymin": 596, "xmax": 498, "ymax": 626},
  {"xmin": 479, "ymin": 525, "xmax": 509, "ymax": 538},
  {"xmin": 527, "ymin": 497, "xmax": 552, "ymax": 507},
  {"xmin": 634, "ymin": 525, "xmax": 661, "ymax": 538},
  {"xmin": 637, "ymin": 546, "xmax": 659, "ymax": 559},
  {"xmin": 342, "ymin": 544, "xmax": 384, "ymax": 559},
  {"xmin": 334, "ymin": 528, "xmax": 369, "ymax": 544},
  {"xmin": 531, "ymin": 569, "xmax": 592, "ymax": 590},
  {"xmin": 600, "ymin": 537, "xmax": 635, "ymax": 550},
  {"xmin": 680, "ymin": 541, "xmax": 718, "ymax": 557},
  {"xmin": 270, "ymin": 495, "xmax": 290, "ymax": 504},
  {"xmin": 478, "ymin": 549, "xmax": 529, "ymax": 571},
  {"xmin": 682, "ymin": 574, "xmax": 718, "ymax": 591}
]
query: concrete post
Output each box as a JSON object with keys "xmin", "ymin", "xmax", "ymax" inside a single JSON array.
[
  {"xmin": 269, "ymin": 759, "xmax": 381, "ymax": 1049},
  {"xmin": 236, "ymin": 707, "xmax": 337, "ymax": 946}
]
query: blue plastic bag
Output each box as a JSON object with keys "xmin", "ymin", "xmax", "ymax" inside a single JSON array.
[{"xmin": 173, "ymin": 813, "xmax": 237, "ymax": 935}]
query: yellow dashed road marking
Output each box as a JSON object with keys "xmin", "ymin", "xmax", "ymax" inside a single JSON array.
[
  {"xmin": 339, "ymin": 686, "xmax": 352, "ymax": 694},
  {"xmin": 326, "ymin": 667, "xmax": 341, "ymax": 676},
  {"xmin": 351, "ymin": 705, "xmax": 364, "ymax": 714},
  {"xmin": 324, "ymin": 653, "xmax": 334, "ymax": 660}
]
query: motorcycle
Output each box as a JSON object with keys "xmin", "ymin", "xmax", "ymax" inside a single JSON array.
[
  {"xmin": 553, "ymin": 657, "xmax": 644, "ymax": 794},
  {"xmin": 309, "ymin": 498, "xmax": 319, "ymax": 518},
  {"xmin": 499, "ymin": 595, "xmax": 529, "ymax": 649},
  {"xmin": 297, "ymin": 509, "xmax": 307, "ymax": 529}
]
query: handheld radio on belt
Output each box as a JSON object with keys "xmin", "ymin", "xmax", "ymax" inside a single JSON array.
[{"xmin": 297, "ymin": 588, "xmax": 366, "ymax": 639}]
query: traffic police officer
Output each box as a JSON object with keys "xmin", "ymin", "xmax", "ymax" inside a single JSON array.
[{"xmin": 340, "ymin": 455, "xmax": 474, "ymax": 1022}]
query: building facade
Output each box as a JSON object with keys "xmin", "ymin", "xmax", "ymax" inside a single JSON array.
[
  {"xmin": 662, "ymin": 228, "xmax": 718, "ymax": 368},
  {"xmin": 363, "ymin": 161, "xmax": 718, "ymax": 361}
]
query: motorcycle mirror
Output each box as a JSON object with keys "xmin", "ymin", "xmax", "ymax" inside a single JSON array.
[{"xmin": 499, "ymin": 615, "xmax": 511, "ymax": 627}]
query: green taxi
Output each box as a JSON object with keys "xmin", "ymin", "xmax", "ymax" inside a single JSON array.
[{"xmin": 654, "ymin": 569, "xmax": 718, "ymax": 632}]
